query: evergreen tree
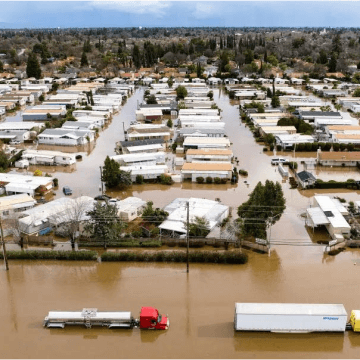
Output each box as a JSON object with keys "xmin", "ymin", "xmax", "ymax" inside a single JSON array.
[
  {"xmin": 83, "ymin": 39, "xmax": 91, "ymax": 53},
  {"xmin": 102, "ymin": 156, "xmax": 132, "ymax": 189},
  {"xmin": 318, "ymin": 49, "xmax": 328, "ymax": 65},
  {"xmin": 237, "ymin": 180, "xmax": 286, "ymax": 239},
  {"xmin": 132, "ymin": 44, "xmax": 141, "ymax": 68},
  {"xmin": 26, "ymin": 52, "xmax": 41, "ymax": 79},
  {"xmin": 271, "ymin": 96, "xmax": 280, "ymax": 108},
  {"xmin": 196, "ymin": 62, "xmax": 202, "ymax": 78},
  {"xmin": 328, "ymin": 53, "xmax": 337, "ymax": 72},
  {"xmin": 80, "ymin": 52, "xmax": 88, "ymax": 67}
]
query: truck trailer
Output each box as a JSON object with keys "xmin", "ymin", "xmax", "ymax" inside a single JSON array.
[
  {"xmin": 43, "ymin": 306, "xmax": 169, "ymax": 330},
  {"xmin": 234, "ymin": 303, "xmax": 349, "ymax": 333}
]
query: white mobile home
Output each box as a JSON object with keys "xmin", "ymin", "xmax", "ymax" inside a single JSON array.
[
  {"xmin": 183, "ymin": 137, "xmax": 230, "ymax": 150},
  {"xmin": 181, "ymin": 162, "xmax": 233, "ymax": 182},
  {"xmin": 159, "ymin": 197, "xmax": 229, "ymax": 237},
  {"xmin": 120, "ymin": 165, "xmax": 169, "ymax": 181},
  {"xmin": 306, "ymin": 195, "xmax": 350, "ymax": 240},
  {"xmin": 0, "ymin": 194, "xmax": 36, "ymax": 217},
  {"xmin": 38, "ymin": 129, "xmax": 95, "ymax": 146},
  {"xmin": 115, "ymin": 197, "xmax": 147, "ymax": 221},
  {"xmin": 21, "ymin": 149, "xmax": 76, "ymax": 166},
  {"xmin": 111, "ymin": 152, "xmax": 165, "ymax": 166}
]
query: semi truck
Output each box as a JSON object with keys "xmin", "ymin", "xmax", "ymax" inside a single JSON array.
[
  {"xmin": 43, "ymin": 306, "xmax": 169, "ymax": 330},
  {"xmin": 234, "ymin": 303, "xmax": 360, "ymax": 333}
]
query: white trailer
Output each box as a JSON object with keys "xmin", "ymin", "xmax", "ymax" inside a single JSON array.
[{"xmin": 234, "ymin": 303, "xmax": 348, "ymax": 333}]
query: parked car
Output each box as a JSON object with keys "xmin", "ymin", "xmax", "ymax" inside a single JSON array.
[
  {"xmin": 9, "ymin": 140, "xmax": 21, "ymax": 145},
  {"xmin": 63, "ymin": 186, "xmax": 72, "ymax": 195},
  {"xmin": 94, "ymin": 194, "xmax": 111, "ymax": 201},
  {"xmin": 271, "ymin": 157, "xmax": 288, "ymax": 165}
]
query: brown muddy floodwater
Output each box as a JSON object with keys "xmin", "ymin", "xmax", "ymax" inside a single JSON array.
[
  {"xmin": 2, "ymin": 251, "xmax": 360, "ymax": 359},
  {"xmin": 3, "ymin": 87, "xmax": 360, "ymax": 358}
]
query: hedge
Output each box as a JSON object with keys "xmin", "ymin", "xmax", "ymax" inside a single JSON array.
[
  {"xmin": 0, "ymin": 250, "xmax": 98, "ymax": 260},
  {"xmin": 79, "ymin": 240, "xmax": 162, "ymax": 248},
  {"xmin": 286, "ymin": 142, "xmax": 360, "ymax": 152},
  {"xmin": 314, "ymin": 179, "xmax": 359, "ymax": 189},
  {"xmin": 101, "ymin": 250, "xmax": 248, "ymax": 264}
]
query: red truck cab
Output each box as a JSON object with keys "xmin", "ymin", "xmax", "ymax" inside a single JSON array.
[{"xmin": 139, "ymin": 307, "xmax": 169, "ymax": 330}]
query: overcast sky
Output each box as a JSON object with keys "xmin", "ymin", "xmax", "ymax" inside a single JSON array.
[{"xmin": 0, "ymin": 1, "xmax": 358, "ymax": 29}]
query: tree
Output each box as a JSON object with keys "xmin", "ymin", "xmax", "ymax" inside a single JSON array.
[
  {"xmin": 54, "ymin": 197, "xmax": 94, "ymax": 249},
  {"xmin": 353, "ymin": 88, "xmax": 360, "ymax": 97},
  {"xmin": 0, "ymin": 60, "xmax": 3, "ymax": 72},
  {"xmin": 0, "ymin": 150, "xmax": 9, "ymax": 171},
  {"xmin": 318, "ymin": 49, "xmax": 328, "ymax": 65},
  {"xmin": 146, "ymin": 95, "xmax": 157, "ymax": 104},
  {"xmin": 26, "ymin": 52, "xmax": 41, "ymax": 79},
  {"xmin": 184, "ymin": 216, "xmax": 210, "ymax": 237},
  {"xmin": 102, "ymin": 156, "xmax": 132, "ymax": 189},
  {"xmin": 83, "ymin": 39, "xmax": 92, "ymax": 53},
  {"xmin": 166, "ymin": 119, "xmax": 173, "ymax": 128},
  {"xmin": 271, "ymin": 96, "xmax": 280, "ymax": 108},
  {"xmin": 176, "ymin": 85, "xmax": 187, "ymax": 100},
  {"xmin": 142, "ymin": 201, "xmax": 168, "ymax": 224},
  {"xmin": 267, "ymin": 54, "xmax": 278, "ymax": 67},
  {"xmin": 85, "ymin": 202, "xmax": 123, "ymax": 248},
  {"xmin": 219, "ymin": 51, "xmax": 229, "ymax": 72},
  {"xmin": 328, "ymin": 53, "xmax": 337, "ymax": 72},
  {"xmin": 196, "ymin": 62, "xmax": 203, "ymax": 78},
  {"xmin": 207, "ymin": 91, "xmax": 213, "ymax": 100},
  {"xmin": 167, "ymin": 77, "xmax": 174, "ymax": 88},
  {"xmin": 237, "ymin": 180, "xmax": 286, "ymax": 239},
  {"xmin": 80, "ymin": 52, "xmax": 88, "ymax": 67}
]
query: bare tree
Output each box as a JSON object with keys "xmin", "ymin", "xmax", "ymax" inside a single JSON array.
[{"xmin": 52, "ymin": 197, "xmax": 95, "ymax": 249}]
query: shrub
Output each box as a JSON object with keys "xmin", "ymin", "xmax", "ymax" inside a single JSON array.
[
  {"xmin": 263, "ymin": 147, "xmax": 268, "ymax": 152},
  {"xmin": 101, "ymin": 250, "xmax": 248, "ymax": 264},
  {"xmin": 75, "ymin": 154, "xmax": 82, "ymax": 160},
  {"xmin": 131, "ymin": 230, "xmax": 143, "ymax": 238},
  {"xmin": 33, "ymin": 169, "xmax": 42, "ymax": 176},
  {"xmin": 53, "ymin": 178, "xmax": 59, "ymax": 187},
  {"xmin": 0, "ymin": 250, "xmax": 98, "ymax": 261},
  {"xmin": 159, "ymin": 174, "xmax": 173, "ymax": 185},
  {"xmin": 136, "ymin": 175, "xmax": 144, "ymax": 184},
  {"xmin": 196, "ymin": 177, "xmax": 204, "ymax": 184},
  {"xmin": 206, "ymin": 176, "xmax": 213, "ymax": 184},
  {"xmin": 79, "ymin": 240, "xmax": 162, "ymax": 248},
  {"xmin": 289, "ymin": 161, "xmax": 298, "ymax": 170},
  {"xmin": 220, "ymin": 178, "xmax": 227, "ymax": 184},
  {"xmin": 239, "ymin": 169, "xmax": 248, "ymax": 176},
  {"xmin": 214, "ymin": 177, "xmax": 221, "ymax": 184}
]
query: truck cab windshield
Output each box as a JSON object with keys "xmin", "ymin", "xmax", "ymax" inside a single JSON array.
[{"xmin": 157, "ymin": 315, "xmax": 162, "ymax": 323}]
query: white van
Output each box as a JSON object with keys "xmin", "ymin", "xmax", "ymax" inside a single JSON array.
[{"xmin": 271, "ymin": 157, "xmax": 288, "ymax": 165}]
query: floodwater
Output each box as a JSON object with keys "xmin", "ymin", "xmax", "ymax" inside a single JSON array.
[
  {"xmin": 3, "ymin": 87, "xmax": 360, "ymax": 358},
  {"xmin": 2, "ymin": 251, "xmax": 360, "ymax": 359}
]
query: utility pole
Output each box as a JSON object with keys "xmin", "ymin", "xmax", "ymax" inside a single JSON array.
[
  {"xmin": 99, "ymin": 166, "xmax": 104, "ymax": 195},
  {"xmin": 0, "ymin": 216, "xmax": 9, "ymax": 270},
  {"xmin": 186, "ymin": 201, "xmax": 190, "ymax": 274}
]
